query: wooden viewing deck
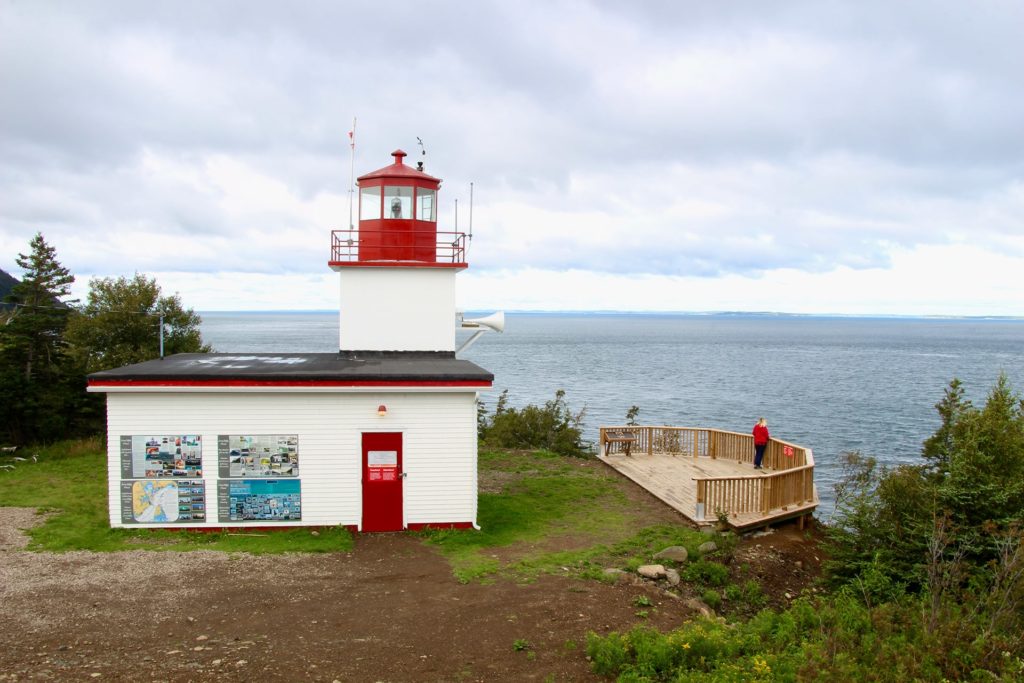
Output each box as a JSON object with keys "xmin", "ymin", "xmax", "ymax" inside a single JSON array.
[{"xmin": 598, "ymin": 426, "xmax": 818, "ymax": 531}]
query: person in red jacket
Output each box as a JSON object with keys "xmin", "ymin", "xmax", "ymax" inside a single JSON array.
[{"xmin": 752, "ymin": 417, "xmax": 770, "ymax": 470}]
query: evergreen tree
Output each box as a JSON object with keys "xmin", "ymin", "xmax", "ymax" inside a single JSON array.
[
  {"xmin": 65, "ymin": 273, "xmax": 210, "ymax": 373},
  {"xmin": 938, "ymin": 374, "xmax": 1024, "ymax": 532},
  {"xmin": 826, "ymin": 375, "xmax": 1024, "ymax": 590},
  {"xmin": 0, "ymin": 233, "xmax": 78, "ymax": 443},
  {"xmin": 922, "ymin": 378, "xmax": 970, "ymax": 477}
]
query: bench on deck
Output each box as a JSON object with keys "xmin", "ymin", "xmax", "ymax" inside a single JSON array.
[{"xmin": 603, "ymin": 430, "xmax": 638, "ymax": 456}]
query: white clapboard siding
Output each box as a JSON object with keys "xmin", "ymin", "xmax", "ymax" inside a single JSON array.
[{"xmin": 106, "ymin": 391, "xmax": 478, "ymax": 529}]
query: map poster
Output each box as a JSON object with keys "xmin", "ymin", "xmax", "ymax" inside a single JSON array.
[
  {"xmin": 218, "ymin": 434, "xmax": 299, "ymax": 478},
  {"xmin": 218, "ymin": 479, "xmax": 301, "ymax": 523},
  {"xmin": 120, "ymin": 479, "xmax": 206, "ymax": 524},
  {"xmin": 121, "ymin": 434, "xmax": 202, "ymax": 478}
]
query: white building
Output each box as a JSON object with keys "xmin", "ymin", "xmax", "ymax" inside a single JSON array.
[{"xmin": 88, "ymin": 149, "xmax": 496, "ymax": 532}]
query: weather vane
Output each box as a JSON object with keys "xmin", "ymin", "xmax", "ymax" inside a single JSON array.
[{"xmin": 416, "ymin": 137, "xmax": 427, "ymax": 170}]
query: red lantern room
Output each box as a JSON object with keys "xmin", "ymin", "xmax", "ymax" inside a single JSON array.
[{"xmin": 329, "ymin": 149, "xmax": 466, "ymax": 267}]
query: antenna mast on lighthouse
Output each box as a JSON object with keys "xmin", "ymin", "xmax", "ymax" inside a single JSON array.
[
  {"xmin": 347, "ymin": 117, "xmax": 357, "ymax": 230},
  {"xmin": 468, "ymin": 181, "xmax": 474, "ymax": 255}
]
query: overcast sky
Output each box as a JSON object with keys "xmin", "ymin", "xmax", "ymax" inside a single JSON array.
[{"xmin": 2, "ymin": 0, "xmax": 1022, "ymax": 315}]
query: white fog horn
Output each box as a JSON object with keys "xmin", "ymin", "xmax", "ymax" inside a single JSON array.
[{"xmin": 457, "ymin": 311, "xmax": 505, "ymax": 353}]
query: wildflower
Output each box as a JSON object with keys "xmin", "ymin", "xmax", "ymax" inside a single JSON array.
[{"xmin": 752, "ymin": 655, "xmax": 771, "ymax": 676}]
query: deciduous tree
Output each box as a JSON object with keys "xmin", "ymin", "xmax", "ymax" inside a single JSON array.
[{"xmin": 65, "ymin": 273, "xmax": 210, "ymax": 374}]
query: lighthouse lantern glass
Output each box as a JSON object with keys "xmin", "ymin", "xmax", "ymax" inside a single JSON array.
[
  {"xmin": 384, "ymin": 186, "xmax": 412, "ymax": 219},
  {"xmin": 359, "ymin": 186, "xmax": 381, "ymax": 220},
  {"xmin": 417, "ymin": 189, "xmax": 436, "ymax": 222}
]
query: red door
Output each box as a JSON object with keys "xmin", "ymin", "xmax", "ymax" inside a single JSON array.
[{"xmin": 361, "ymin": 432, "xmax": 404, "ymax": 532}]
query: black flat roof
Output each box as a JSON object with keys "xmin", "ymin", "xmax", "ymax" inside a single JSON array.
[{"xmin": 88, "ymin": 352, "xmax": 493, "ymax": 383}]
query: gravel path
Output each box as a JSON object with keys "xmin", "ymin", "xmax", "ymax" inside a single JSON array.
[
  {"xmin": 0, "ymin": 503, "xmax": 823, "ymax": 681},
  {"xmin": 0, "ymin": 507, "xmax": 42, "ymax": 551},
  {"xmin": 0, "ymin": 508, "xmax": 687, "ymax": 681}
]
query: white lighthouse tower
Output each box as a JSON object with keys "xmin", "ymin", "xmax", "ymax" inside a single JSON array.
[{"xmin": 329, "ymin": 149, "xmax": 465, "ymax": 352}]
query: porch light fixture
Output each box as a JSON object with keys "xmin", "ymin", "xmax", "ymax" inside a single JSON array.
[{"xmin": 377, "ymin": 404, "xmax": 387, "ymax": 417}]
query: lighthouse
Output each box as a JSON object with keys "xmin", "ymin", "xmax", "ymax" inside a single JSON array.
[
  {"xmin": 88, "ymin": 148, "xmax": 497, "ymax": 533},
  {"xmin": 329, "ymin": 149, "xmax": 465, "ymax": 352}
]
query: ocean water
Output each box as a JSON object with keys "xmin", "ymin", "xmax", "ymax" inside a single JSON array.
[{"xmin": 200, "ymin": 311, "xmax": 1024, "ymax": 517}]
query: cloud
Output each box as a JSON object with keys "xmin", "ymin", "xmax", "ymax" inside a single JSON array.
[
  {"xmin": 474, "ymin": 154, "xmax": 1024, "ymax": 276},
  {"xmin": 458, "ymin": 243, "xmax": 1024, "ymax": 316},
  {"xmin": 1, "ymin": 1, "xmax": 1022, "ymax": 313}
]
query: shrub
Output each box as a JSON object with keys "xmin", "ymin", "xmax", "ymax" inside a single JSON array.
[
  {"xmin": 626, "ymin": 405, "xmax": 640, "ymax": 426},
  {"xmin": 702, "ymin": 589, "xmax": 722, "ymax": 610},
  {"xmin": 633, "ymin": 595, "xmax": 653, "ymax": 608},
  {"xmin": 682, "ymin": 560, "xmax": 729, "ymax": 587},
  {"xmin": 586, "ymin": 630, "xmax": 630, "ymax": 676},
  {"xmin": 479, "ymin": 389, "xmax": 588, "ymax": 456},
  {"xmin": 586, "ymin": 593, "xmax": 1024, "ymax": 681},
  {"xmin": 742, "ymin": 579, "xmax": 766, "ymax": 607}
]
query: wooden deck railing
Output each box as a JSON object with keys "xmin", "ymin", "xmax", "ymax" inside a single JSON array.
[
  {"xmin": 599, "ymin": 426, "xmax": 816, "ymax": 523},
  {"xmin": 695, "ymin": 465, "xmax": 815, "ymax": 520}
]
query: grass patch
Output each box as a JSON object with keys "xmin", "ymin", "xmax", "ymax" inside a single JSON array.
[
  {"xmin": 425, "ymin": 449, "xmax": 716, "ymax": 583},
  {"xmin": 0, "ymin": 438, "xmax": 352, "ymax": 553},
  {"xmin": 423, "ymin": 471, "xmax": 630, "ymax": 581},
  {"xmin": 500, "ymin": 523, "xmax": 718, "ymax": 585}
]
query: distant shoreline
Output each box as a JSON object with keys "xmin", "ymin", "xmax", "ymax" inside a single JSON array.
[{"xmin": 198, "ymin": 310, "xmax": 1024, "ymax": 322}]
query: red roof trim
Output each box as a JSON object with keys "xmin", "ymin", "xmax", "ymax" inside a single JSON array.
[{"xmin": 89, "ymin": 379, "xmax": 492, "ymax": 388}]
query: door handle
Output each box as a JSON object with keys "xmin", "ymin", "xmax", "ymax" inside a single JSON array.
[{"xmin": 400, "ymin": 472, "xmax": 408, "ymax": 479}]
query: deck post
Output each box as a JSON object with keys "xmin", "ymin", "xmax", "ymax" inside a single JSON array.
[
  {"xmin": 599, "ymin": 427, "xmax": 606, "ymax": 456},
  {"xmin": 695, "ymin": 479, "xmax": 706, "ymax": 521},
  {"xmin": 647, "ymin": 427, "xmax": 653, "ymax": 456}
]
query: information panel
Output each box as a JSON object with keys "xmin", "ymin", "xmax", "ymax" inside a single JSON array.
[
  {"xmin": 120, "ymin": 479, "xmax": 206, "ymax": 524},
  {"xmin": 120, "ymin": 435, "xmax": 202, "ymax": 479},
  {"xmin": 217, "ymin": 435, "xmax": 299, "ymax": 478},
  {"xmin": 218, "ymin": 479, "xmax": 301, "ymax": 522},
  {"xmin": 367, "ymin": 450, "xmax": 399, "ymax": 482}
]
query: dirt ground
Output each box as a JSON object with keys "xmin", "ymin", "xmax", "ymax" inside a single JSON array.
[{"xmin": 0, "ymin": 506, "xmax": 823, "ymax": 682}]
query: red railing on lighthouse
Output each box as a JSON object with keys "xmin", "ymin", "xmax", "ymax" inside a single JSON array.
[{"xmin": 330, "ymin": 229, "xmax": 467, "ymax": 266}]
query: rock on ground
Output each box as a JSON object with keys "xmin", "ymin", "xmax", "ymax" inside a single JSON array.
[
  {"xmin": 637, "ymin": 564, "xmax": 667, "ymax": 580},
  {"xmin": 653, "ymin": 546, "xmax": 688, "ymax": 563},
  {"xmin": 685, "ymin": 598, "xmax": 714, "ymax": 617}
]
